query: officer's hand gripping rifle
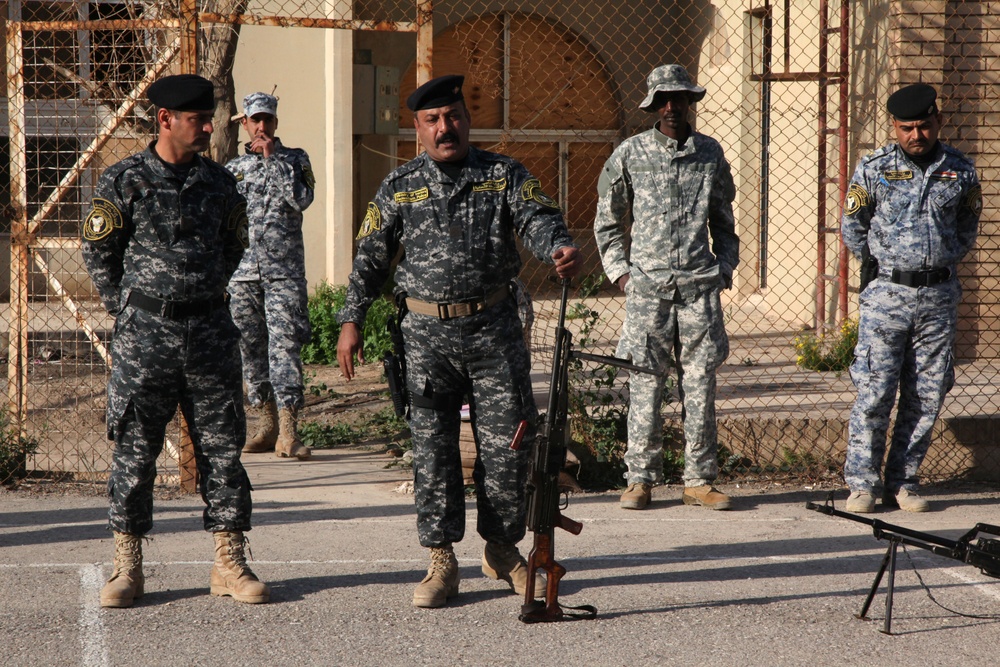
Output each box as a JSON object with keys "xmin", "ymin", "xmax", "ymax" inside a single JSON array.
[
  {"xmin": 517, "ymin": 279, "xmax": 660, "ymax": 624},
  {"xmin": 806, "ymin": 495, "xmax": 1000, "ymax": 634}
]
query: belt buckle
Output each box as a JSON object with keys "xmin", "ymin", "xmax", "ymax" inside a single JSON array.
[
  {"xmin": 159, "ymin": 300, "xmax": 178, "ymax": 318},
  {"xmin": 436, "ymin": 303, "xmax": 452, "ymax": 320}
]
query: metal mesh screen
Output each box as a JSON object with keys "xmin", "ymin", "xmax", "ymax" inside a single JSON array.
[{"xmin": 3, "ymin": 1, "xmax": 999, "ymax": 488}]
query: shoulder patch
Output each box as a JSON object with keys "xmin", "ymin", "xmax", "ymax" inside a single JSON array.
[
  {"xmin": 520, "ymin": 178, "xmax": 560, "ymax": 209},
  {"xmin": 357, "ymin": 202, "xmax": 382, "ymax": 239},
  {"xmin": 844, "ymin": 183, "xmax": 870, "ymax": 216},
  {"xmin": 393, "ymin": 187, "xmax": 429, "ymax": 204},
  {"xmin": 884, "ymin": 170, "xmax": 913, "ymax": 180},
  {"xmin": 228, "ymin": 201, "xmax": 249, "ymax": 249},
  {"xmin": 234, "ymin": 172, "xmax": 244, "ymax": 182},
  {"xmin": 964, "ymin": 184, "xmax": 983, "ymax": 217},
  {"xmin": 302, "ymin": 164, "xmax": 315, "ymax": 190},
  {"xmin": 472, "ymin": 178, "xmax": 507, "ymax": 193},
  {"xmin": 82, "ymin": 198, "xmax": 123, "ymax": 242}
]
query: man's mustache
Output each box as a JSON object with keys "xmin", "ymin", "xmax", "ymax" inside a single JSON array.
[{"xmin": 437, "ymin": 133, "xmax": 459, "ymax": 146}]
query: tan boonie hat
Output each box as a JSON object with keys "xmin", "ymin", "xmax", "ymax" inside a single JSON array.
[
  {"xmin": 638, "ymin": 64, "xmax": 706, "ymax": 111},
  {"xmin": 231, "ymin": 91, "xmax": 278, "ymax": 121}
]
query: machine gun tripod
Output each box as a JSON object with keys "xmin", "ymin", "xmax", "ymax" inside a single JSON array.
[{"xmin": 806, "ymin": 495, "xmax": 1000, "ymax": 634}]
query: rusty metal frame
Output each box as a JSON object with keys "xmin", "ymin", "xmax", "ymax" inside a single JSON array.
[{"xmin": 5, "ymin": 0, "xmax": 431, "ymax": 488}]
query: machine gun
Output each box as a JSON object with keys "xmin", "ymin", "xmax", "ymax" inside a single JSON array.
[
  {"xmin": 383, "ymin": 295, "xmax": 409, "ymax": 419},
  {"xmin": 806, "ymin": 495, "xmax": 1000, "ymax": 634},
  {"xmin": 518, "ymin": 278, "xmax": 660, "ymax": 624}
]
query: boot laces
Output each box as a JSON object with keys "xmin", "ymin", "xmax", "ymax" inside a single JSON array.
[
  {"xmin": 113, "ymin": 534, "xmax": 143, "ymax": 575},
  {"xmin": 225, "ymin": 533, "xmax": 255, "ymax": 573},
  {"xmin": 429, "ymin": 547, "xmax": 455, "ymax": 575}
]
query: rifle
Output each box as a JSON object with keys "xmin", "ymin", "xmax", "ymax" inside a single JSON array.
[
  {"xmin": 383, "ymin": 295, "xmax": 409, "ymax": 419},
  {"xmin": 806, "ymin": 495, "xmax": 1000, "ymax": 634},
  {"xmin": 517, "ymin": 278, "xmax": 660, "ymax": 624}
]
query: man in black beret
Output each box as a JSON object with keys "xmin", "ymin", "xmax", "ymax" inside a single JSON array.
[
  {"xmin": 82, "ymin": 73, "xmax": 269, "ymax": 607},
  {"xmin": 337, "ymin": 75, "xmax": 580, "ymax": 609},
  {"xmin": 841, "ymin": 82, "xmax": 981, "ymax": 514}
]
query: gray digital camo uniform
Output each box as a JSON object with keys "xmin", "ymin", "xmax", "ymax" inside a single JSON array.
[
  {"xmin": 338, "ymin": 146, "xmax": 575, "ymax": 548},
  {"xmin": 841, "ymin": 142, "xmax": 980, "ymax": 494},
  {"xmin": 595, "ymin": 126, "xmax": 739, "ymax": 487},
  {"xmin": 81, "ymin": 144, "xmax": 252, "ymax": 536},
  {"xmin": 226, "ymin": 138, "xmax": 315, "ymax": 410}
]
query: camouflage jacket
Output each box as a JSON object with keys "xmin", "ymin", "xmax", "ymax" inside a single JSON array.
[
  {"xmin": 841, "ymin": 142, "xmax": 981, "ymax": 272},
  {"xmin": 338, "ymin": 146, "xmax": 575, "ymax": 325},
  {"xmin": 594, "ymin": 125, "xmax": 739, "ymax": 299},
  {"xmin": 226, "ymin": 138, "xmax": 314, "ymax": 281},
  {"xmin": 81, "ymin": 144, "xmax": 248, "ymax": 314}
]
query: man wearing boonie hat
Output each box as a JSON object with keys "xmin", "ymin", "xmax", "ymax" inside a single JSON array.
[
  {"xmin": 841, "ymin": 83, "xmax": 980, "ymax": 514},
  {"xmin": 81, "ymin": 74, "xmax": 270, "ymax": 608},
  {"xmin": 595, "ymin": 64, "xmax": 739, "ymax": 512},
  {"xmin": 335, "ymin": 74, "xmax": 581, "ymax": 609},
  {"xmin": 225, "ymin": 91, "xmax": 315, "ymax": 461}
]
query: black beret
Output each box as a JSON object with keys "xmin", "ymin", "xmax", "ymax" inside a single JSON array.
[
  {"xmin": 887, "ymin": 83, "xmax": 938, "ymax": 121},
  {"xmin": 406, "ymin": 75, "xmax": 464, "ymax": 112},
  {"xmin": 147, "ymin": 74, "xmax": 216, "ymax": 111}
]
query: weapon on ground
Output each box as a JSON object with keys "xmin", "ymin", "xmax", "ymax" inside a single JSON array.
[
  {"xmin": 517, "ymin": 278, "xmax": 659, "ymax": 624},
  {"xmin": 806, "ymin": 495, "xmax": 1000, "ymax": 634}
]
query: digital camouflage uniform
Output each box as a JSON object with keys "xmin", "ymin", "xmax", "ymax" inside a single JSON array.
[
  {"xmin": 81, "ymin": 144, "xmax": 251, "ymax": 536},
  {"xmin": 338, "ymin": 146, "xmax": 575, "ymax": 548},
  {"xmin": 841, "ymin": 142, "xmax": 980, "ymax": 494},
  {"xmin": 595, "ymin": 127, "xmax": 739, "ymax": 487},
  {"xmin": 226, "ymin": 138, "xmax": 315, "ymax": 410}
]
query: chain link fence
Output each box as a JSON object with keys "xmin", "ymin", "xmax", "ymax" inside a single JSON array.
[{"xmin": 2, "ymin": 1, "xmax": 999, "ymax": 488}]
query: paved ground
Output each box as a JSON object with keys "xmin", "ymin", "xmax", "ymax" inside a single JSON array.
[{"xmin": 3, "ymin": 447, "xmax": 1000, "ymax": 667}]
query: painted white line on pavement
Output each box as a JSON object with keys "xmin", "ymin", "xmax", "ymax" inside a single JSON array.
[
  {"xmin": 941, "ymin": 566, "xmax": 1000, "ymax": 600},
  {"xmin": 79, "ymin": 564, "xmax": 110, "ymax": 667}
]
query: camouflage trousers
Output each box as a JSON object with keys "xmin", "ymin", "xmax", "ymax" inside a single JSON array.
[
  {"xmin": 403, "ymin": 298, "xmax": 534, "ymax": 548},
  {"xmin": 107, "ymin": 305, "xmax": 252, "ymax": 536},
  {"xmin": 617, "ymin": 287, "xmax": 729, "ymax": 486},
  {"xmin": 845, "ymin": 279, "xmax": 958, "ymax": 494},
  {"xmin": 228, "ymin": 278, "xmax": 310, "ymax": 410}
]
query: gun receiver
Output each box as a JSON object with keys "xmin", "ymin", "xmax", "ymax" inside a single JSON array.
[{"xmin": 806, "ymin": 496, "xmax": 1000, "ymax": 634}]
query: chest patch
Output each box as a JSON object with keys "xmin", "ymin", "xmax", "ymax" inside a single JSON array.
[
  {"xmin": 930, "ymin": 170, "xmax": 958, "ymax": 181},
  {"xmin": 883, "ymin": 170, "xmax": 913, "ymax": 180},
  {"xmin": 82, "ymin": 198, "xmax": 123, "ymax": 242},
  {"xmin": 394, "ymin": 187, "xmax": 429, "ymax": 204},
  {"xmin": 473, "ymin": 178, "xmax": 507, "ymax": 193}
]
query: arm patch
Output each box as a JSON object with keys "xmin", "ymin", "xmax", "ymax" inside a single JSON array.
[
  {"xmin": 844, "ymin": 183, "xmax": 870, "ymax": 216},
  {"xmin": 302, "ymin": 164, "xmax": 316, "ymax": 190},
  {"xmin": 82, "ymin": 198, "xmax": 123, "ymax": 242},
  {"xmin": 964, "ymin": 184, "xmax": 983, "ymax": 216},
  {"xmin": 357, "ymin": 202, "xmax": 382, "ymax": 239},
  {"xmin": 520, "ymin": 178, "xmax": 560, "ymax": 209}
]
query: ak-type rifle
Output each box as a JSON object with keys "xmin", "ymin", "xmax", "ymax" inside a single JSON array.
[
  {"xmin": 806, "ymin": 495, "xmax": 1000, "ymax": 634},
  {"xmin": 517, "ymin": 278, "xmax": 659, "ymax": 624}
]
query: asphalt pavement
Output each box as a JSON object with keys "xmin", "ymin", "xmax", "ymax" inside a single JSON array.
[{"xmin": 3, "ymin": 446, "xmax": 1000, "ymax": 667}]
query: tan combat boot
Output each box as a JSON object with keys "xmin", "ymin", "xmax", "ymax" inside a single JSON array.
[
  {"xmin": 209, "ymin": 531, "xmax": 270, "ymax": 604},
  {"xmin": 682, "ymin": 484, "xmax": 732, "ymax": 510},
  {"xmin": 100, "ymin": 531, "xmax": 144, "ymax": 608},
  {"xmin": 276, "ymin": 407, "xmax": 311, "ymax": 460},
  {"xmin": 482, "ymin": 542, "xmax": 544, "ymax": 596},
  {"xmin": 412, "ymin": 545, "xmax": 460, "ymax": 608},
  {"xmin": 243, "ymin": 399, "xmax": 278, "ymax": 453},
  {"xmin": 620, "ymin": 482, "xmax": 652, "ymax": 510}
]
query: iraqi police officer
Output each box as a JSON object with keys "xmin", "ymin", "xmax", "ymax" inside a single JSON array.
[
  {"xmin": 842, "ymin": 83, "xmax": 981, "ymax": 513},
  {"xmin": 595, "ymin": 64, "xmax": 739, "ymax": 511},
  {"xmin": 335, "ymin": 75, "xmax": 581, "ymax": 608},
  {"xmin": 81, "ymin": 74, "xmax": 269, "ymax": 607},
  {"xmin": 226, "ymin": 91, "xmax": 315, "ymax": 460}
]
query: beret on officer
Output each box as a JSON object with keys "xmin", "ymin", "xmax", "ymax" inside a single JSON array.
[
  {"xmin": 638, "ymin": 64, "xmax": 706, "ymax": 112},
  {"xmin": 147, "ymin": 74, "xmax": 215, "ymax": 111},
  {"xmin": 887, "ymin": 83, "xmax": 938, "ymax": 121},
  {"xmin": 406, "ymin": 75, "xmax": 464, "ymax": 112}
]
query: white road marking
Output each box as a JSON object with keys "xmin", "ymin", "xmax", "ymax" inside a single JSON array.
[{"xmin": 79, "ymin": 565, "xmax": 109, "ymax": 667}]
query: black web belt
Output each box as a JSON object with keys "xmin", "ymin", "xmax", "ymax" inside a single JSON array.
[
  {"xmin": 405, "ymin": 286, "xmax": 509, "ymax": 320},
  {"xmin": 127, "ymin": 290, "xmax": 229, "ymax": 319},
  {"xmin": 889, "ymin": 267, "xmax": 952, "ymax": 288}
]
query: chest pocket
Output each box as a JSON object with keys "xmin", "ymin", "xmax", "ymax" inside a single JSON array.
[{"xmin": 933, "ymin": 181, "xmax": 962, "ymax": 210}]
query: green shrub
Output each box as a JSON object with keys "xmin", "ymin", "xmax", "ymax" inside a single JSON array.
[
  {"xmin": 793, "ymin": 318, "xmax": 858, "ymax": 372},
  {"xmin": 302, "ymin": 281, "xmax": 396, "ymax": 365},
  {"xmin": 0, "ymin": 409, "xmax": 39, "ymax": 484}
]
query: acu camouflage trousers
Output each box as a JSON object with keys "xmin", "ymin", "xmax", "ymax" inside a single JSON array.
[
  {"xmin": 617, "ymin": 287, "xmax": 729, "ymax": 487},
  {"xmin": 402, "ymin": 298, "xmax": 534, "ymax": 548},
  {"xmin": 845, "ymin": 279, "xmax": 958, "ymax": 494},
  {"xmin": 107, "ymin": 306, "xmax": 252, "ymax": 536},
  {"xmin": 228, "ymin": 278, "xmax": 311, "ymax": 410}
]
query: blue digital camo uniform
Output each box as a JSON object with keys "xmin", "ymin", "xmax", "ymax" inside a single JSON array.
[
  {"xmin": 226, "ymin": 139, "xmax": 315, "ymax": 410},
  {"xmin": 841, "ymin": 142, "xmax": 981, "ymax": 494},
  {"xmin": 81, "ymin": 144, "xmax": 252, "ymax": 536},
  {"xmin": 595, "ymin": 127, "xmax": 739, "ymax": 487},
  {"xmin": 338, "ymin": 146, "xmax": 576, "ymax": 548}
]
